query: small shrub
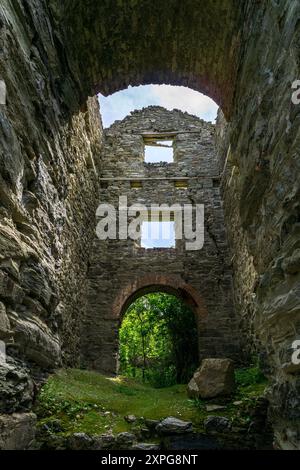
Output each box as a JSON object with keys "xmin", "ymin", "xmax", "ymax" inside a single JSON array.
[
  {"xmin": 235, "ymin": 365, "xmax": 266, "ymax": 388},
  {"xmin": 147, "ymin": 365, "xmax": 177, "ymax": 388}
]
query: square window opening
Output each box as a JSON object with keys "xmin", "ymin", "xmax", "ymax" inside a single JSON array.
[
  {"xmin": 144, "ymin": 139, "xmax": 174, "ymax": 163},
  {"xmin": 140, "ymin": 220, "xmax": 175, "ymax": 249}
]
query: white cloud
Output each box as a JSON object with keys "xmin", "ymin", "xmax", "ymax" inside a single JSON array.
[
  {"xmin": 99, "ymin": 84, "xmax": 218, "ymax": 128},
  {"xmin": 150, "ymin": 85, "xmax": 218, "ymax": 122}
]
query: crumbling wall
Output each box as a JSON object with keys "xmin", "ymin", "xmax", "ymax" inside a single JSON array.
[
  {"xmin": 0, "ymin": 0, "xmax": 102, "ymax": 449},
  {"xmin": 219, "ymin": 0, "xmax": 300, "ymax": 450},
  {"xmin": 83, "ymin": 107, "xmax": 239, "ymax": 373}
]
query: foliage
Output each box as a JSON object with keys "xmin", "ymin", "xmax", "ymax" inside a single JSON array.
[
  {"xmin": 119, "ymin": 293, "xmax": 198, "ymax": 386},
  {"xmin": 235, "ymin": 365, "xmax": 266, "ymax": 388}
]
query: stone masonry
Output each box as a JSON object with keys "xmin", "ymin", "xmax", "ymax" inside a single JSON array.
[
  {"xmin": 0, "ymin": 0, "xmax": 299, "ymax": 450},
  {"xmin": 82, "ymin": 107, "xmax": 239, "ymax": 373},
  {"xmin": 0, "ymin": 0, "xmax": 102, "ymax": 449}
]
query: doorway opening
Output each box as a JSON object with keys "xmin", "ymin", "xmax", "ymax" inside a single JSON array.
[{"xmin": 119, "ymin": 292, "xmax": 198, "ymax": 388}]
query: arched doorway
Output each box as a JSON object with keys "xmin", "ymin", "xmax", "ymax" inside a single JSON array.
[
  {"xmin": 105, "ymin": 275, "xmax": 209, "ymax": 377},
  {"xmin": 119, "ymin": 290, "xmax": 199, "ymax": 387}
]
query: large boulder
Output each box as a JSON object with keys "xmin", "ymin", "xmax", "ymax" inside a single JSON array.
[
  {"xmin": 187, "ymin": 358, "xmax": 235, "ymax": 399},
  {"xmin": 186, "ymin": 377, "xmax": 199, "ymax": 398},
  {"xmin": 156, "ymin": 417, "xmax": 192, "ymax": 435}
]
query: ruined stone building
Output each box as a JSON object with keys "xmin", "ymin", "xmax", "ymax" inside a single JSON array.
[
  {"xmin": 83, "ymin": 107, "xmax": 239, "ymax": 373},
  {"xmin": 0, "ymin": 0, "xmax": 299, "ymax": 450}
]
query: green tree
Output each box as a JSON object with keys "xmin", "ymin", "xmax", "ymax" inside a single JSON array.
[{"xmin": 119, "ymin": 293, "xmax": 198, "ymax": 386}]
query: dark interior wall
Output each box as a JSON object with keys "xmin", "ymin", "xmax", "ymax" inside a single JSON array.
[
  {"xmin": 49, "ymin": 0, "xmax": 242, "ymax": 118},
  {"xmin": 0, "ymin": 1, "xmax": 103, "ymax": 448},
  {"xmin": 219, "ymin": 0, "xmax": 300, "ymax": 449}
]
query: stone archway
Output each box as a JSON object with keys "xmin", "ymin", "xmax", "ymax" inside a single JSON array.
[
  {"xmin": 49, "ymin": 0, "xmax": 242, "ymax": 118},
  {"xmin": 112, "ymin": 275, "xmax": 207, "ymax": 376},
  {"xmin": 83, "ymin": 274, "xmax": 209, "ymax": 376},
  {"xmin": 116, "ymin": 275, "xmax": 204, "ymax": 377}
]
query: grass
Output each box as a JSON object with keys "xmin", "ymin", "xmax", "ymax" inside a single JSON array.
[{"xmin": 34, "ymin": 366, "xmax": 268, "ymax": 437}]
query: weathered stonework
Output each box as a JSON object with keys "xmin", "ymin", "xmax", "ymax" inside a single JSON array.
[
  {"xmin": 0, "ymin": 0, "xmax": 102, "ymax": 441},
  {"xmin": 0, "ymin": 412, "xmax": 36, "ymax": 450},
  {"xmin": 217, "ymin": 1, "xmax": 300, "ymax": 449},
  {"xmin": 49, "ymin": 0, "xmax": 242, "ymax": 119},
  {"xmin": 82, "ymin": 107, "xmax": 239, "ymax": 373},
  {"xmin": 0, "ymin": 0, "xmax": 299, "ymax": 450}
]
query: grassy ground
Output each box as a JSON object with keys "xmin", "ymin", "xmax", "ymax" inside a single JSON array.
[{"xmin": 34, "ymin": 366, "xmax": 267, "ymax": 437}]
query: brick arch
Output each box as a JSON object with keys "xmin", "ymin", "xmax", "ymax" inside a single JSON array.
[{"xmin": 112, "ymin": 274, "xmax": 208, "ymax": 322}]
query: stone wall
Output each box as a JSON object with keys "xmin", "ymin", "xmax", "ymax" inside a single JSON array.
[
  {"xmin": 0, "ymin": 0, "xmax": 102, "ymax": 449},
  {"xmin": 82, "ymin": 107, "xmax": 239, "ymax": 373},
  {"xmin": 218, "ymin": 0, "xmax": 300, "ymax": 450},
  {"xmin": 0, "ymin": 0, "xmax": 299, "ymax": 451}
]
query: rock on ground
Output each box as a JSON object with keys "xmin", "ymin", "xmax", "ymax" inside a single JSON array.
[
  {"xmin": 132, "ymin": 443, "xmax": 160, "ymax": 450},
  {"xmin": 187, "ymin": 358, "xmax": 235, "ymax": 399},
  {"xmin": 156, "ymin": 417, "xmax": 193, "ymax": 435},
  {"xmin": 124, "ymin": 414, "xmax": 137, "ymax": 423},
  {"xmin": 67, "ymin": 433, "xmax": 94, "ymax": 450},
  {"xmin": 204, "ymin": 416, "xmax": 232, "ymax": 434},
  {"xmin": 116, "ymin": 432, "xmax": 136, "ymax": 448}
]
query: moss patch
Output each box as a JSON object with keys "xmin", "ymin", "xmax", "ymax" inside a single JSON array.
[{"xmin": 35, "ymin": 366, "xmax": 268, "ymax": 437}]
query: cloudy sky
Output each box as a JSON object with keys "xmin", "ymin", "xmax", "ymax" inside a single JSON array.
[{"xmin": 98, "ymin": 84, "xmax": 218, "ymax": 128}]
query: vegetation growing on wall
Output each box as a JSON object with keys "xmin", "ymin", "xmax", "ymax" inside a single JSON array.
[{"xmin": 119, "ymin": 293, "xmax": 198, "ymax": 387}]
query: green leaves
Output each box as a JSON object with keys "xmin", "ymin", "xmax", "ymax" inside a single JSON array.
[{"xmin": 119, "ymin": 293, "xmax": 198, "ymax": 387}]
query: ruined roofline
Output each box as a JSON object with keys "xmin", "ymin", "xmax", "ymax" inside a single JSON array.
[{"xmin": 105, "ymin": 105, "xmax": 216, "ymax": 134}]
